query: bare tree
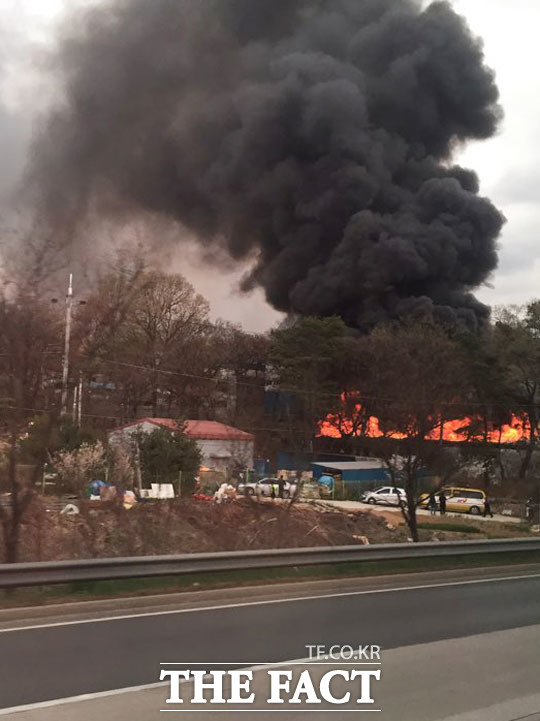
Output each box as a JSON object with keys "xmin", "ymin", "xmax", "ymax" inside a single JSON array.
[
  {"xmin": 321, "ymin": 391, "xmax": 373, "ymax": 439},
  {"xmin": 1, "ymin": 214, "xmax": 71, "ymax": 301},
  {"xmin": 0, "ymin": 292, "xmax": 62, "ymax": 561},
  {"xmin": 75, "ymin": 269, "xmax": 212, "ymax": 419},
  {"xmin": 51, "ymin": 441, "xmax": 107, "ymax": 498},
  {"xmin": 358, "ymin": 322, "xmax": 467, "ymax": 542}
]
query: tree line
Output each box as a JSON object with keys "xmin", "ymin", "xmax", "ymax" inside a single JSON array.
[{"xmin": 1, "ymin": 241, "xmax": 540, "ymax": 551}]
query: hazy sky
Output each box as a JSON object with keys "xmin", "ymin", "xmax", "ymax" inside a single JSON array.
[{"xmin": 0, "ymin": 0, "xmax": 538, "ymax": 331}]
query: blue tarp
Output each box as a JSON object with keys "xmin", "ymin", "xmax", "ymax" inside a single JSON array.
[
  {"xmin": 318, "ymin": 474, "xmax": 335, "ymax": 489},
  {"xmin": 88, "ymin": 479, "xmax": 113, "ymax": 495}
]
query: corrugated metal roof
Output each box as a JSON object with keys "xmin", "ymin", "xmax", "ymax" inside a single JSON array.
[
  {"xmin": 150, "ymin": 418, "xmax": 179, "ymax": 431},
  {"xmin": 184, "ymin": 420, "xmax": 254, "ymax": 442},
  {"xmin": 312, "ymin": 460, "xmax": 385, "ymax": 471}
]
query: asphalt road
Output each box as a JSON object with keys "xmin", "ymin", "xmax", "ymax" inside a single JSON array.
[
  {"xmin": 323, "ymin": 499, "xmax": 524, "ymax": 523},
  {"xmin": 2, "ymin": 570, "xmax": 540, "ymax": 711},
  {"xmin": 6, "ymin": 625, "xmax": 540, "ymax": 721}
]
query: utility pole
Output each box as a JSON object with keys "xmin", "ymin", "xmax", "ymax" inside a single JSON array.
[
  {"xmin": 60, "ymin": 274, "xmax": 74, "ymax": 416},
  {"xmin": 72, "ymin": 382, "xmax": 78, "ymax": 422},
  {"xmin": 77, "ymin": 372, "xmax": 83, "ymax": 427},
  {"xmin": 135, "ymin": 441, "xmax": 143, "ymax": 496}
]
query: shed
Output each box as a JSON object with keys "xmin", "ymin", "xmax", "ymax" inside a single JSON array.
[{"xmin": 108, "ymin": 418, "xmax": 254, "ymax": 476}]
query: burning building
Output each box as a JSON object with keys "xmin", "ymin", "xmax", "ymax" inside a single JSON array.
[{"xmin": 318, "ymin": 398, "xmax": 528, "ymax": 445}]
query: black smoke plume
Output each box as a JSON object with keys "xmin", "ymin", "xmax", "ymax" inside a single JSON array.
[{"xmin": 33, "ymin": 0, "xmax": 504, "ymax": 330}]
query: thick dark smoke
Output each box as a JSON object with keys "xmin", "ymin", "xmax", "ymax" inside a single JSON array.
[{"xmin": 33, "ymin": 0, "xmax": 504, "ymax": 330}]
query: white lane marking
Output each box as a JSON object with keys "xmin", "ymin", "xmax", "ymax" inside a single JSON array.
[
  {"xmin": 0, "ymin": 683, "xmax": 167, "ymax": 716},
  {"xmin": 1, "ymin": 571, "xmax": 540, "ymax": 634},
  {"xmin": 0, "ymin": 654, "xmax": 375, "ymax": 715}
]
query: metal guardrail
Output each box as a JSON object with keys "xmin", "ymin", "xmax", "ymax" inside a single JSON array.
[{"xmin": 1, "ymin": 537, "xmax": 540, "ymax": 589}]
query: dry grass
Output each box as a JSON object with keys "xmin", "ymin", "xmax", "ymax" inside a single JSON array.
[{"xmin": 9, "ymin": 496, "xmax": 407, "ymax": 562}]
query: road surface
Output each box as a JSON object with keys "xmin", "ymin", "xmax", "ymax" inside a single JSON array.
[
  {"xmin": 1, "ymin": 565, "xmax": 540, "ymax": 719},
  {"xmin": 322, "ymin": 499, "xmax": 525, "ymax": 524}
]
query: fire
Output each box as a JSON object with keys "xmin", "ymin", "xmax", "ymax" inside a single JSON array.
[{"xmin": 318, "ymin": 396, "xmax": 528, "ymax": 444}]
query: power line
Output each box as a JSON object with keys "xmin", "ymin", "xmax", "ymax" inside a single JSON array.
[
  {"xmin": 91, "ymin": 357, "xmax": 538, "ymax": 412},
  {"xmin": 0, "ymin": 397, "xmax": 534, "ymax": 444},
  {"xmin": 1, "ymin": 344, "xmax": 538, "ymax": 414},
  {"xmin": 0, "ymin": 404, "xmax": 322, "ymax": 437},
  {"xmin": 0, "ymin": 344, "xmax": 538, "ymax": 419}
]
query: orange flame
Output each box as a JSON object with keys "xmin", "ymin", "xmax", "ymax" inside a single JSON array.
[{"xmin": 318, "ymin": 395, "xmax": 528, "ymax": 444}]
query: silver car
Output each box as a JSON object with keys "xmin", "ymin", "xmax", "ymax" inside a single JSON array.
[
  {"xmin": 363, "ymin": 486, "xmax": 406, "ymax": 507},
  {"xmin": 239, "ymin": 478, "xmax": 297, "ymax": 499}
]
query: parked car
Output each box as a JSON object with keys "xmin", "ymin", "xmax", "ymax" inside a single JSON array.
[
  {"xmin": 418, "ymin": 487, "xmax": 486, "ymax": 515},
  {"xmin": 362, "ymin": 486, "xmax": 406, "ymax": 506},
  {"xmin": 238, "ymin": 477, "xmax": 297, "ymax": 499}
]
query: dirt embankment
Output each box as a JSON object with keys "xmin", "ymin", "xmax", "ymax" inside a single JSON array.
[
  {"xmin": 6, "ymin": 497, "xmax": 529, "ymax": 563},
  {"xmin": 11, "ymin": 497, "xmax": 407, "ymax": 562}
]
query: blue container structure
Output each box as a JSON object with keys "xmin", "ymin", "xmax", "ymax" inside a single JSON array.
[{"xmin": 311, "ymin": 460, "xmax": 389, "ymax": 486}]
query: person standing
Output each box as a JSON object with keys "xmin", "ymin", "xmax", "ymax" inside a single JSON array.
[
  {"xmin": 428, "ymin": 492, "xmax": 437, "ymax": 516},
  {"xmin": 484, "ymin": 496, "xmax": 494, "ymax": 518},
  {"xmin": 439, "ymin": 490, "xmax": 447, "ymax": 516}
]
